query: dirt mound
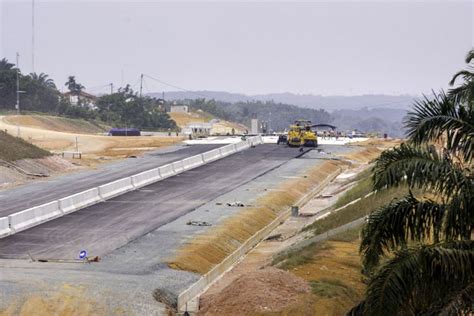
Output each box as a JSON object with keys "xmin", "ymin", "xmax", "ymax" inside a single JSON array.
[{"xmin": 199, "ymin": 267, "xmax": 310, "ymax": 315}]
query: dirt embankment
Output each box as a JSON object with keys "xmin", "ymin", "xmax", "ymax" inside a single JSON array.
[
  {"xmin": 0, "ymin": 115, "xmax": 183, "ymax": 164},
  {"xmin": 199, "ymin": 267, "xmax": 311, "ymax": 316},
  {"xmin": 169, "ymin": 111, "xmax": 247, "ymax": 135},
  {"xmin": 0, "ymin": 156, "xmax": 77, "ymax": 189}
]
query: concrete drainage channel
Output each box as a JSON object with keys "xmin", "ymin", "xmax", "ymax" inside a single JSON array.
[
  {"xmin": 0, "ymin": 136, "xmax": 263, "ymax": 238},
  {"xmin": 176, "ymin": 164, "xmax": 344, "ymax": 314}
]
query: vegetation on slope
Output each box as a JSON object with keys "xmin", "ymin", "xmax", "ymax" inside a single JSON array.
[{"xmin": 0, "ymin": 130, "xmax": 51, "ymax": 161}]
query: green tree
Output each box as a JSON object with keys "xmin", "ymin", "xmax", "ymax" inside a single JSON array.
[
  {"xmin": 349, "ymin": 50, "xmax": 474, "ymax": 315},
  {"xmin": 65, "ymin": 76, "xmax": 84, "ymax": 93},
  {"xmin": 0, "ymin": 58, "xmax": 17, "ymax": 109},
  {"xmin": 29, "ymin": 72, "xmax": 56, "ymax": 89},
  {"xmin": 96, "ymin": 86, "xmax": 176, "ymax": 129}
]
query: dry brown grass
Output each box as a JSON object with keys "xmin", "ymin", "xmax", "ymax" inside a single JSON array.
[
  {"xmin": 342, "ymin": 147, "xmax": 383, "ymax": 163},
  {"xmin": 0, "ymin": 284, "xmax": 111, "ymax": 316},
  {"xmin": 168, "ymin": 160, "xmax": 345, "ymax": 274},
  {"xmin": 279, "ymin": 238, "xmax": 365, "ymax": 316}
]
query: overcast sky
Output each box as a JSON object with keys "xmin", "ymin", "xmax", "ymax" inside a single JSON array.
[{"xmin": 1, "ymin": 0, "xmax": 472, "ymax": 96}]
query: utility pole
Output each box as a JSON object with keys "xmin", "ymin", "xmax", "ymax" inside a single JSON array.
[
  {"xmin": 110, "ymin": 83, "xmax": 113, "ymax": 94},
  {"xmin": 16, "ymin": 52, "xmax": 20, "ymax": 115},
  {"xmin": 139, "ymin": 74, "xmax": 143, "ymax": 98},
  {"xmin": 16, "ymin": 52, "xmax": 21, "ymax": 136},
  {"xmin": 31, "ymin": 0, "xmax": 35, "ymax": 73}
]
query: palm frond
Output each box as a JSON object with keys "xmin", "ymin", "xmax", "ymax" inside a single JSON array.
[
  {"xmin": 436, "ymin": 282, "xmax": 474, "ymax": 316},
  {"xmin": 465, "ymin": 49, "xmax": 474, "ymax": 64},
  {"xmin": 360, "ymin": 194, "xmax": 445, "ymax": 271},
  {"xmin": 404, "ymin": 92, "xmax": 474, "ymax": 161},
  {"xmin": 372, "ymin": 143, "xmax": 470, "ymax": 198},
  {"xmin": 361, "ymin": 241, "xmax": 474, "ymax": 316}
]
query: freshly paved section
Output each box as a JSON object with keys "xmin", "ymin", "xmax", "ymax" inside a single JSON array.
[
  {"xmin": 0, "ymin": 144, "xmax": 220, "ymax": 216},
  {"xmin": 0, "ymin": 144, "xmax": 309, "ymax": 259}
]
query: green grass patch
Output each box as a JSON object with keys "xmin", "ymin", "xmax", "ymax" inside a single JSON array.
[
  {"xmin": 272, "ymin": 242, "xmax": 333, "ymax": 269},
  {"xmin": 328, "ymin": 227, "xmax": 361, "ymax": 242},
  {"xmin": 304, "ymin": 185, "xmax": 409, "ymax": 236},
  {"xmin": 309, "ymin": 278, "xmax": 359, "ymax": 299},
  {"xmin": 332, "ymin": 169, "xmax": 374, "ymax": 210},
  {"xmin": 0, "ymin": 131, "xmax": 51, "ymax": 161}
]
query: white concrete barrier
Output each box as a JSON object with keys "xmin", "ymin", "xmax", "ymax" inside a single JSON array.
[
  {"xmin": 59, "ymin": 188, "xmax": 101, "ymax": 214},
  {"xmin": 98, "ymin": 177, "xmax": 134, "ymax": 200},
  {"xmin": 219, "ymin": 144, "xmax": 236, "ymax": 157},
  {"xmin": 0, "ymin": 217, "xmax": 11, "ymax": 237},
  {"xmin": 131, "ymin": 168, "xmax": 161, "ymax": 188},
  {"xmin": 182, "ymin": 155, "xmax": 204, "ymax": 170},
  {"xmin": 8, "ymin": 201, "xmax": 61, "ymax": 233},
  {"xmin": 202, "ymin": 149, "xmax": 222, "ymax": 163},
  {"xmin": 235, "ymin": 141, "xmax": 250, "ymax": 151},
  {"xmin": 2, "ymin": 141, "xmax": 263, "ymax": 238},
  {"xmin": 159, "ymin": 164, "xmax": 175, "ymax": 179},
  {"xmin": 172, "ymin": 160, "xmax": 185, "ymax": 173}
]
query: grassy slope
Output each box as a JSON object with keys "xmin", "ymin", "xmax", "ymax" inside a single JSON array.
[{"xmin": 0, "ymin": 131, "xmax": 51, "ymax": 161}]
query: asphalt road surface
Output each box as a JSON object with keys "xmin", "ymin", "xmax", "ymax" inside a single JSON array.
[
  {"xmin": 0, "ymin": 144, "xmax": 310, "ymax": 259},
  {"xmin": 0, "ymin": 144, "xmax": 221, "ymax": 216}
]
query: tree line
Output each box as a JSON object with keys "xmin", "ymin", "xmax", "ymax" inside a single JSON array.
[
  {"xmin": 182, "ymin": 98, "xmax": 333, "ymax": 131},
  {"xmin": 0, "ymin": 58, "xmax": 176, "ymax": 130}
]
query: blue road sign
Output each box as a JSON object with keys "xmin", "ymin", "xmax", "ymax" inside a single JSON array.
[{"xmin": 79, "ymin": 250, "xmax": 87, "ymax": 259}]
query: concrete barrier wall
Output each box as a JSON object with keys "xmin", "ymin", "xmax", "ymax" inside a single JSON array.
[
  {"xmin": 0, "ymin": 217, "xmax": 11, "ymax": 237},
  {"xmin": 182, "ymin": 155, "xmax": 204, "ymax": 170},
  {"xmin": 99, "ymin": 177, "xmax": 134, "ymax": 200},
  {"xmin": 9, "ymin": 201, "xmax": 61, "ymax": 233},
  {"xmin": 131, "ymin": 168, "xmax": 161, "ymax": 188},
  {"xmin": 235, "ymin": 141, "xmax": 250, "ymax": 151},
  {"xmin": 219, "ymin": 144, "xmax": 236, "ymax": 157},
  {"xmin": 2, "ymin": 140, "xmax": 263, "ymax": 238},
  {"xmin": 172, "ymin": 160, "xmax": 185, "ymax": 173},
  {"xmin": 159, "ymin": 164, "xmax": 175, "ymax": 179},
  {"xmin": 202, "ymin": 149, "xmax": 222, "ymax": 163},
  {"xmin": 59, "ymin": 188, "xmax": 101, "ymax": 214}
]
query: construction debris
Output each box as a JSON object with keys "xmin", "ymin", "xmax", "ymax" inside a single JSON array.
[
  {"xmin": 226, "ymin": 201, "xmax": 245, "ymax": 207},
  {"xmin": 186, "ymin": 221, "xmax": 212, "ymax": 226}
]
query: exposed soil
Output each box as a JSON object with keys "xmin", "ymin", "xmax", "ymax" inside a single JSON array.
[
  {"xmin": 199, "ymin": 267, "xmax": 311, "ymax": 316},
  {"xmin": 0, "ymin": 156, "xmax": 77, "ymax": 189},
  {"xmin": 0, "ymin": 115, "xmax": 183, "ymax": 162},
  {"xmin": 4, "ymin": 115, "xmax": 109, "ymax": 134},
  {"xmin": 169, "ymin": 111, "xmax": 247, "ymax": 135}
]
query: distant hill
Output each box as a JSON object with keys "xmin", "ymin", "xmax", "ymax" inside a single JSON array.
[
  {"xmin": 150, "ymin": 91, "xmax": 417, "ymax": 137},
  {"xmin": 150, "ymin": 91, "xmax": 417, "ymax": 112}
]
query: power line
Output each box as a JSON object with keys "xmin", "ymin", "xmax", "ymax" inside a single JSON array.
[{"xmin": 143, "ymin": 74, "xmax": 209, "ymax": 99}]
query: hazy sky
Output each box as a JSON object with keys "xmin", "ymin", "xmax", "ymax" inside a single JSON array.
[{"xmin": 1, "ymin": 1, "xmax": 473, "ymax": 96}]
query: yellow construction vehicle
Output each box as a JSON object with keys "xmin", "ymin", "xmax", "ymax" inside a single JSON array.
[{"xmin": 287, "ymin": 120, "xmax": 318, "ymax": 147}]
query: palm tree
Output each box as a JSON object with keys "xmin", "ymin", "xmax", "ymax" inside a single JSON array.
[
  {"xmin": 349, "ymin": 51, "xmax": 474, "ymax": 315},
  {"xmin": 0, "ymin": 58, "xmax": 15, "ymax": 71},
  {"xmin": 29, "ymin": 72, "xmax": 56, "ymax": 89},
  {"xmin": 65, "ymin": 76, "xmax": 84, "ymax": 93}
]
